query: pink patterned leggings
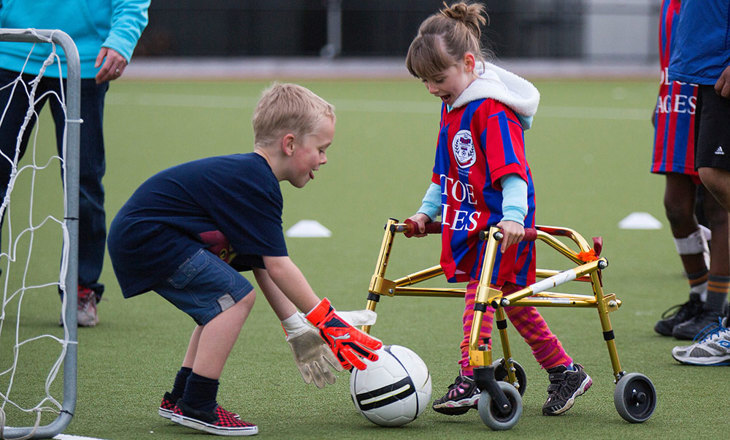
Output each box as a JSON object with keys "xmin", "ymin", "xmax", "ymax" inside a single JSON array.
[{"xmin": 459, "ymin": 280, "xmax": 572, "ymax": 375}]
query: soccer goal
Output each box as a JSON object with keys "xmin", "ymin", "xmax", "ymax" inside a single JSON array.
[{"xmin": 0, "ymin": 28, "xmax": 80, "ymax": 439}]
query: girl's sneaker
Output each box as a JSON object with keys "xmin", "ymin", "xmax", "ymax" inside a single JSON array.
[
  {"xmin": 171, "ymin": 400, "xmax": 257, "ymax": 436},
  {"xmin": 542, "ymin": 363, "xmax": 592, "ymax": 416},
  {"xmin": 432, "ymin": 375, "xmax": 480, "ymax": 415}
]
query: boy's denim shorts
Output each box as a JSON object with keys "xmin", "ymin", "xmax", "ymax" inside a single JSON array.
[{"xmin": 154, "ymin": 248, "xmax": 254, "ymax": 325}]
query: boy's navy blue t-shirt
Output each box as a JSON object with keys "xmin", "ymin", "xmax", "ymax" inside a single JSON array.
[{"xmin": 108, "ymin": 153, "xmax": 287, "ymax": 298}]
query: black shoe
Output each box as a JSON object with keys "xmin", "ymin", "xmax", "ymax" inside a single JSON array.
[
  {"xmin": 654, "ymin": 293, "xmax": 703, "ymax": 336},
  {"xmin": 673, "ymin": 307, "xmax": 727, "ymax": 340},
  {"xmin": 432, "ymin": 375, "xmax": 480, "ymax": 415},
  {"xmin": 542, "ymin": 364, "xmax": 592, "ymax": 416}
]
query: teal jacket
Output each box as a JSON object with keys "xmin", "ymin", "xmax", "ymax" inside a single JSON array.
[{"xmin": 0, "ymin": 0, "xmax": 149, "ymax": 78}]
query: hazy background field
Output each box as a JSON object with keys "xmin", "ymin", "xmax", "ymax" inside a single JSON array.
[{"xmin": 3, "ymin": 76, "xmax": 729, "ymax": 440}]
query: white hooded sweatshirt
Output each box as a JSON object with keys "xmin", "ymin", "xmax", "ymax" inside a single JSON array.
[
  {"xmin": 418, "ymin": 61, "xmax": 536, "ymax": 222},
  {"xmin": 451, "ymin": 61, "xmax": 540, "ymax": 129}
]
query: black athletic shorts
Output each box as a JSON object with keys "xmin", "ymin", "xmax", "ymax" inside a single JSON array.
[{"xmin": 695, "ymin": 84, "xmax": 730, "ymax": 171}]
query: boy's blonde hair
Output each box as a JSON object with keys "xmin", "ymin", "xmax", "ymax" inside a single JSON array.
[
  {"xmin": 252, "ymin": 83, "xmax": 335, "ymax": 149},
  {"xmin": 406, "ymin": 2, "xmax": 491, "ymax": 80}
]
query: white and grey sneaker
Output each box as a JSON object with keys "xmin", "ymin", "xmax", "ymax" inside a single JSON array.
[{"xmin": 672, "ymin": 318, "xmax": 730, "ymax": 366}]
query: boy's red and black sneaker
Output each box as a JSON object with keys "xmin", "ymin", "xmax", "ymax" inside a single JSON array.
[
  {"xmin": 171, "ymin": 400, "xmax": 257, "ymax": 436},
  {"xmin": 159, "ymin": 393, "xmax": 242, "ymax": 421},
  {"xmin": 158, "ymin": 392, "xmax": 177, "ymax": 419}
]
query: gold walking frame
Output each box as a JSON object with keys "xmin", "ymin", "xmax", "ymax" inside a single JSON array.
[{"xmin": 362, "ymin": 218, "xmax": 657, "ymax": 430}]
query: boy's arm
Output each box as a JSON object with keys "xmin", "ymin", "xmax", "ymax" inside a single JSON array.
[
  {"xmin": 253, "ymin": 267, "xmax": 297, "ymax": 320},
  {"xmin": 253, "ymin": 267, "xmax": 342, "ymax": 388},
  {"xmin": 261, "ymin": 256, "xmax": 320, "ymax": 312},
  {"xmin": 262, "ymin": 256, "xmax": 383, "ymax": 370}
]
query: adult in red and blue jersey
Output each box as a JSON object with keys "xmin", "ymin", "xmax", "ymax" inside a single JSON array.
[
  {"xmin": 652, "ymin": 0, "xmax": 729, "ymax": 341},
  {"xmin": 404, "ymin": 1, "xmax": 592, "ymax": 418},
  {"xmin": 668, "ymin": 0, "xmax": 730, "ymax": 365}
]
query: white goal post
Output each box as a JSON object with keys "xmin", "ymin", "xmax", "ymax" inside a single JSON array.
[{"xmin": 0, "ymin": 28, "xmax": 79, "ymax": 440}]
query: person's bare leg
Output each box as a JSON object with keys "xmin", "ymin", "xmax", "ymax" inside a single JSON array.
[
  {"xmin": 664, "ymin": 174, "xmax": 705, "ymax": 274},
  {"xmin": 182, "ymin": 325, "xmax": 203, "ymax": 369},
  {"xmin": 175, "ymin": 290, "xmax": 258, "ymax": 434},
  {"xmin": 655, "ymin": 174, "xmax": 709, "ymax": 336},
  {"xmin": 704, "ymin": 190, "xmax": 730, "ymax": 280},
  {"xmin": 699, "ymin": 167, "xmax": 730, "ymax": 212},
  {"xmin": 672, "ymin": 186, "xmax": 730, "ymax": 339},
  {"xmin": 704, "ymin": 189, "xmax": 729, "ymax": 315},
  {"xmin": 192, "ymin": 290, "xmax": 256, "ymax": 379}
]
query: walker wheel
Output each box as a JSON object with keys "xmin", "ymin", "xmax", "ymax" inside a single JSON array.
[
  {"xmin": 477, "ymin": 381, "xmax": 523, "ymax": 431},
  {"xmin": 613, "ymin": 372, "xmax": 657, "ymax": 423},
  {"xmin": 492, "ymin": 358, "xmax": 527, "ymax": 396}
]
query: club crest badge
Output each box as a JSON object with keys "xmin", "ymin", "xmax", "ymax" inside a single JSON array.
[{"xmin": 452, "ymin": 129, "xmax": 476, "ymax": 168}]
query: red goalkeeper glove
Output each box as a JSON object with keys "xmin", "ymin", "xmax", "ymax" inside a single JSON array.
[{"xmin": 305, "ymin": 298, "xmax": 382, "ymax": 370}]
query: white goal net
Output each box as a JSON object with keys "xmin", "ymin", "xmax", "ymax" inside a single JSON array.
[{"xmin": 0, "ymin": 29, "xmax": 80, "ymax": 440}]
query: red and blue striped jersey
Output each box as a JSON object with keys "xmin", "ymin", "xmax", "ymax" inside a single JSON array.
[
  {"xmin": 432, "ymin": 99, "xmax": 536, "ymax": 286},
  {"xmin": 652, "ymin": 0, "xmax": 698, "ymax": 177}
]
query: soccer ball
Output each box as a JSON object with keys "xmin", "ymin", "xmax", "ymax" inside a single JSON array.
[{"xmin": 350, "ymin": 345, "xmax": 432, "ymax": 427}]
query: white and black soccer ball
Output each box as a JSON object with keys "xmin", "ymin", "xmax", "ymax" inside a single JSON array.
[{"xmin": 350, "ymin": 345, "xmax": 432, "ymax": 427}]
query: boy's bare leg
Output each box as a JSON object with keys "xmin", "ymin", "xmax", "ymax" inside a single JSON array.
[
  {"xmin": 191, "ymin": 290, "xmax": 256, "ymax": 379},
  {"xmin": 182, "ymin": 326, "xmax": 203, "ymax": 369},
  {"xmin": 172, "ymin": 290, "xmax": 258, "ymax": 434}
]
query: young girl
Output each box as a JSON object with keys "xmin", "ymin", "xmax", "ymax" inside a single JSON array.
[{"xmin": 404, "ymin": 2, "xmax": 591, "ymax": 416}]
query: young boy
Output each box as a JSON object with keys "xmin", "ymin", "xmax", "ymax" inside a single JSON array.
[{"xmin": 107, "ymin": 83, "xmax": 381, "ymax": 436}]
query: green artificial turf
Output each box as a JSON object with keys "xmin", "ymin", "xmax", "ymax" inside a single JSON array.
[{"xmin": 2, "ymin": 77, "xmax": 729, "ymax": 440}]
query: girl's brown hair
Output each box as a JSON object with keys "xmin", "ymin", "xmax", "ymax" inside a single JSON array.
[{"xmin": 406, "ymin": 2, "xmax": 491, "ymax": 80}]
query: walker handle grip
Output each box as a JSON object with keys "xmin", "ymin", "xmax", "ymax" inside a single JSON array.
[
  {"xmin": 481, "ymin": 227, "xmax": 538, "ymax": 242},
  {"xmin": 394, "ymin": 219, "xmax": 442, "ymax": 236}
]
